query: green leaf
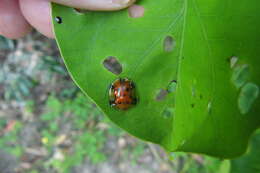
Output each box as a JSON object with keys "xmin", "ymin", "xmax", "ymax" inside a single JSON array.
[
  {"xmin": 230, "ymin": 130, "xmax": 260, "ymax": 173},
  {"xmin": 51, "ymin": 0, "xmax": 260, "ymax": 158},
  {"xmin": 218, "ymin": 160, "xmax": 231, "ymax": 173}
]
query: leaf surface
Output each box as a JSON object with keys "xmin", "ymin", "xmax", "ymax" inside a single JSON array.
[
  {"xmin": 230, "ymin": 130, "xmax": 260, "ymax": 173},
  {"xmin": 52, "ymin": 0, "xmax": 260, "ymax": 158}
]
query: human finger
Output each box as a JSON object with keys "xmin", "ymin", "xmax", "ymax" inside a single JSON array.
[{"xmin": 0, "ymin": 0, "xmax": 32, "ymax": 39}]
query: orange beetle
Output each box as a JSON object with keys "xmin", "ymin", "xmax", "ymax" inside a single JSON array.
[{"xmin": 109, "ymin": 78, "xmax": 137, "ymax": 110}]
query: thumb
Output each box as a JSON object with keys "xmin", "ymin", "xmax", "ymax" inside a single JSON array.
[
  {"xmin": 51, "ymin": 0, "xmax": 136, "ymax": 11},
  {"xmin": 19, "ymin": 0, "xmax": 136, "ymax": 38}
]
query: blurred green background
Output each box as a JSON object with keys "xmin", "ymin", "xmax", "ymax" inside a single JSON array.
[{"xmin": 0, "ymin": 32, "xmax": 252, "ymax": 173}]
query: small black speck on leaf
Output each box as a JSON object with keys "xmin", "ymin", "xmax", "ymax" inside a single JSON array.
[{"xmin": 55, "ymin": 16, "xmax": 62, "ymax": 24}]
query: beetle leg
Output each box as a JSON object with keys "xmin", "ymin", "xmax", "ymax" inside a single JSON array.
[
  {"xmin": 129, "ymin": 81, "xmax": 135, "ymax": 89},
  {"xmin": 109, "ymin": 100, "xmax": 116, "ymax": 106},
  {"xmin": 109, "ymin": 84, "xmax": 115, "ymax": 90},
  {"xmin": 132, "ymin": 98, "xmax": 137, "ymax": 105}
]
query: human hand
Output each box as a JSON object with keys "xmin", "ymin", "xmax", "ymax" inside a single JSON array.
[{"xmin": 0, "ymin": 0, "xmax": 135, "ymax": 39}]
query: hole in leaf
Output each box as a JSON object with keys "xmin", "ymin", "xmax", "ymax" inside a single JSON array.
[
  {"xmin": 74, "ymin": 8, "xmax": 89, "ymax": 14},
  {"xmin": 128, "ymin": 4, "xmax": 145, "ymax": 18},
  {"xmin": 207, "ymin": 101, "xmax": 212, "ymax": 114},
  {"xmin": 231, "ymin": 64, "xmax": 250, "ymax": 89},
  {"xmin": 167, "ymin": 80, "xmax": 177, "ymax": 93},
  {"xmin": 230, "ymin": 56, "xmax": 238, "ymax": 68},
  {"xmin": 163, "ymin": 36, "xmax": 176, "ymax": 52},
  {"xmin": 155, "ymin": 89, "xmax": 168, "ymax": 101},
  {"xmin": 55, "ymin": 16, "xmax": 62, "ymax": 24},
  {"xmin": 238, "ymin": 82, "xmax": 259, "ymax": 114},
  {"xmin": 180, "ymin": 140, "xmax": 186, "ymax": 146},
  {"xmin": 103, "ymin": 56, "xmax": 123, "ymax": 75},
  {"xmin": 191, "ymin": 87, "xmax": 196, "ymax": 97},
  {"xmin": 162, "ymin": 108, "xmax": 174, "ymax": 118}
]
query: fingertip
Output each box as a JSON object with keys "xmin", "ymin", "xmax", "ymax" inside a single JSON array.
[
  {"xmin": 0, "ymin": 22, "xmax": 32, "ymax": 39},
  {"xmin": 51, "ymin": 0, "xmax": 136, "ymax": 11},
  {"xmin": 20, "ymin": 0, "xmax": 54, "ymax": 39},
  {"xmin": 0, "ymin": 27, "xmax": 32, "ymax": 40},
  {"xmin": 0, "ymin": 0, "xmax": 32, "ymax": 39}
]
